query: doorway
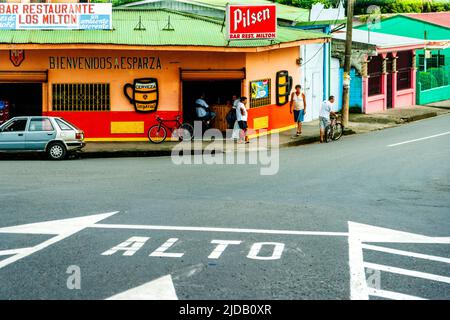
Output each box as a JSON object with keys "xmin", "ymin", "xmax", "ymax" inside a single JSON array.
[
  {"xmin": 0, "ymin": 83, "xmax": 42, "ymax": 118},
  {"xmin": 182, "ymin": 80, "xmax": 241, "ymax": 131}
]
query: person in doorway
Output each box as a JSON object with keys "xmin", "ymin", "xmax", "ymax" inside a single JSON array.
[
  {"xmin": 319, "ymin": 95, "xmax": 336, "ymax": 143},
  {"xmin": 290, "ymin": 84, "xmax": 306, "ymax": 137},
  {"xmin": 231, "ymin": 95, "xmax": 241, "ymax": 140},
  {"xmin": 195, "ymin": 94, "xmax": 216, "ymax": 124},
  {"xmin": 236, "ymin": 96, "xmax": 249, "ymax": 144}
]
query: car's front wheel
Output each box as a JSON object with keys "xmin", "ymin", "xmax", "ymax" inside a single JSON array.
[{"xmin": 47, "ymin": 142, "xmax": 67, "ymax": 160}]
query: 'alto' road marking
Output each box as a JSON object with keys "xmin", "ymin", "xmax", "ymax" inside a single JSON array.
[{"xmin": 387, "ymin": 131, "xmax": 450, "ymax": 147}]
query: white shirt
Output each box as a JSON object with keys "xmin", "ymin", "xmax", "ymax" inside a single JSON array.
[
  {"xmin": 195, "ymin": 98, "xmax": 209, "ymax": 117},
  {"xmin": 235, "ymin": 102, "xmax": 248, "ymax": 121},
  {"xmin": 319, "ymin": 100, "xmax": 334, "ymax": 120},
  {"xmin": 292, "ymin": 91, "xmax": 304, "ymax": 111},
  {"xmin": 232, "ymin": 99, "xmax": 240, "ymax": 109}
]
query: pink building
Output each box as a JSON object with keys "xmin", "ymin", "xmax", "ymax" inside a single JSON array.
[{"xmin": 332, "ymin": 29, "xmax": 426, "ymax": 113}]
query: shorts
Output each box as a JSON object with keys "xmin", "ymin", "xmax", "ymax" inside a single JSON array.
[
  {"xmin": 293, "ymin": 109, "xmax": 304, "ymax": 123},
  {"xmin": 238, "ymin": 120, "xmax": 248, "ymax": 130},
  {"xmin": 319, "ymin": 116, "xmax": 330, "ymax": 130}
]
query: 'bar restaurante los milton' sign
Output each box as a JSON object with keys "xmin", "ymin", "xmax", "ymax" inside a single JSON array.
[
  {"xmin": 226, "ymin": 4, "xmax": 277, "ymax": 40},
  {"xmin": 0, "ymin": 3, "xmax": 112, "ymax": 30}
]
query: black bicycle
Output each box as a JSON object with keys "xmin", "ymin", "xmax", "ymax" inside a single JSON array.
[
  {"xmin": 148, "ymin": 115, "xmax": 194, "ymax": 144},
  {"xmin": 325, "ymin": 114, "xmax": 344, "ymax": 143}
]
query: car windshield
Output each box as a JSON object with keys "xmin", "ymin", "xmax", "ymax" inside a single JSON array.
[{"xmin": 56, "ymin": 118, "xmax": 79, "ymax": 131}]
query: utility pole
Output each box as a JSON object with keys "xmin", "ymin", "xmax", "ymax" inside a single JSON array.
[{"xmin": 341, "ymin": 0, "xmax": 355, "ymax": 128}]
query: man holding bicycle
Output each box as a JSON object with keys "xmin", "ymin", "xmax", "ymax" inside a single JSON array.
[{"xmin": 319, "ymin": 95, "xmax": 336, "ymax": 143}]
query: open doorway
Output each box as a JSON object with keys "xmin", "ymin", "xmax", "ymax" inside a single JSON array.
[
  {"xmin": 0, "ymin": 83, "xmax": 42, "ymax": 119},
  {"xmin": 182, "ymin": 80, "xmax": 241, "ymax": 132}
]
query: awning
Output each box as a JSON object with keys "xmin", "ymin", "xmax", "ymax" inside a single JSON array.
[
  {"xmin": 0, "ymin": 71, "xmax": 48, "ymax": 83},
  {"xmin": 180, "ymin": 68, "xmax": 245, "ymax": 81}
]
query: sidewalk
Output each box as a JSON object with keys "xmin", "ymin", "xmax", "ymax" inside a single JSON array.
[{"xmin": 80, "ymin": 105, "xmax": 450, "ymax": 158}]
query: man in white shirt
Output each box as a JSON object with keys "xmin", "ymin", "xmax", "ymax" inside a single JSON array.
[
  {"xmin": 319, "ymin": 95, "xmax": 336, "ymax": 143},
  {"xmin": 236, "ymin": 96, "xmax": 249, "ymax": 144},
  {"xmin": 195, "ymin": 94, "xmax": 216, "ymax": 124}
]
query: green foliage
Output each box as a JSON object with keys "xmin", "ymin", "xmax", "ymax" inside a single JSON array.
[{"xmin": 353, "ymin": 0, "xmax": 450, "ymax": 15}]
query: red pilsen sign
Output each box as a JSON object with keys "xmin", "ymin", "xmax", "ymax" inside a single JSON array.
[{"xmin": 226, "ymin": 4, "xmax": 277, "ymax": 40}]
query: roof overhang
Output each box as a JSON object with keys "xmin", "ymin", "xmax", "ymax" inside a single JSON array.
[{"xmin": 0, "ymin": 38, "xmax": 329, "ymax": 52}]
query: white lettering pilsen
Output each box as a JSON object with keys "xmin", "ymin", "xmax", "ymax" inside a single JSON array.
[
  {"xmin": 149, "ymin": 238, "xmax": 184, "ymax": 258},
  {"xmin": 208, "ymin": 240, "xmax": 242, "ymax": 259},
  {"xmin": 101, "ymin": 236, "xmax": 150, "ymax": 256},
  {"xmin": 233, "ymin": 8, "xmax": 271, "ymax": 31},
  {"xmin": 247, "ymin": 242, "xmax": 285, "ymax": 260}
]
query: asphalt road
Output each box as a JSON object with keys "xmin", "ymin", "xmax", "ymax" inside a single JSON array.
[{"xmin": 0, "ymin": 114, "xmax": 449, "ymax": 300}]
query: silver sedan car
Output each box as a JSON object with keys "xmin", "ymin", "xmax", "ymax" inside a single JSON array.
[{"xmin": 0, "ymin": 116, "xmax": 85, "ymax": 160}]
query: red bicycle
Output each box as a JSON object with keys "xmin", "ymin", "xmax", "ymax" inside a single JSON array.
[{"xmin": 148, "ymin": 115, "xmax": 194, "ymax": 144}]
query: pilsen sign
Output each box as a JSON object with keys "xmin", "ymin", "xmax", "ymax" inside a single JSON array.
[
  {"xmin": 226, "ymin": 4, "xmax": 277, "ymax": 40},
  {"xmin": 0, "ymin": 3, "xmax": 112, "ymax": 30}
]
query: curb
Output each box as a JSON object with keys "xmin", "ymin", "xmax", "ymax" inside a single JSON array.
[{"xmin": 279, "ymin": 128, "xmax": 356, "ymax": 148}]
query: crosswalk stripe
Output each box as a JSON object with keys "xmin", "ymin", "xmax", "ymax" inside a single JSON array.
[
  {"xmin": 364, "ymin": 262, "xmax": 450, "ymax": 284},
  {"xmin": 362, "ymin": 244, "xmax": 450, "ymax": 264}
]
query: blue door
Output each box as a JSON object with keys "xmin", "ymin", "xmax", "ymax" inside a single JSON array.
[
  {"xmin": 0, "ymin": 118, "xmax": 28, "ymax": 150},
  {"xmin": 25, "ymin": 117, "xmax": 57, "ymax": 150}
]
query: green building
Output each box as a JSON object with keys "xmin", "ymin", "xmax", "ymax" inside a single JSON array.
[{"xmin": 357, "ymin": 14, "xmax": 450, "ymax": 105}]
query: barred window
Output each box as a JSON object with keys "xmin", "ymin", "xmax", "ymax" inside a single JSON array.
[
  {"xmin": 249, "ymin": 79, "xmax": 271, "ymax": 108},
  {"xmin": 52, "ymin": 83, "xmax": 110, "ymax": 112}
]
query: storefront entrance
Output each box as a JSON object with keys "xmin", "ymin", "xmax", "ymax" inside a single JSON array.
[
  {"xmin": 0, "ymin": 83, "xmax": 42, "ymax": 118},
  {"xmin": 182, "ymin": 80, "xmax": 241, "ymax": 132}
]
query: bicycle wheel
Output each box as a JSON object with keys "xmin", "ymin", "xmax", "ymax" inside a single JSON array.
[
  {"xmin": 324, "ymin": 125, "xmax": 332, "ymax": 143},
  {"xmin": 178, "ymin": 123, "xmax": 194, "ymax": 141},
  {"xmin": 332, "ymin": 123, "xmax": 344, "ymax": 141},
  {"xmin": 148, "ymin": 125, "xmax": 167, "ymax": 144}
]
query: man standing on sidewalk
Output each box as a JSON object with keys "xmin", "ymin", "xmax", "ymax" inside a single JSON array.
[
  {"xmin": 319, "ymin": 96, "xmax": 336, "ymax": 143},
  {"xmin": 236, "ymin": 96, "xmax": 249, "ymax": 144},
  {"xmin": 290, "ymin": 85, "xmax": 306, "ymax": 137}
]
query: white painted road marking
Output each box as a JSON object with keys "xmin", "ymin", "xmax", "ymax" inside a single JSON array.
[
  {"xmin": 0, "ymin": 212, "xmax": 119, "ymax": 270},
  {"xmin": 387, "ymin": 131, "xmax": 450, "ymax": 147},
  {"xmin": 91, "ymin": 223, "xmax": 348, "ymax": 237},
  {"xmin": 1, "ymin": 213, "xmax": 449, "ymax": 300},
  {"xmin": 106, "ymin": 275, "xmax": 178, "ymax": 300},
  {"xmin": 366, "ymin": 288, "xmax": 427, "ymax": 300},
  {"xmin": 364, "ymin": 262, "xmax": 450, "ymax": 284},
  {"xmin": 149, "ymin": 238, "xmax": 184, "ymax": 258},
  {"xmin": 208, "ymin": 240, "xmax": 242, "ymax": 259},
  {"xmin": 348, "ymin": 221, "xmax": 450, "ymax": 300},
  {"xmin": 361, "ymin": 244, "xmax": 450, "ymax": 264}
]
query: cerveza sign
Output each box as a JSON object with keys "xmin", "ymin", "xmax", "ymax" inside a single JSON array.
[
  {"xmin": 226, "ymin": 4, "xmax": 277, "ymax": 40},
  {"xmin": 49, "ymin": 56, "xmax": 162, "ymax": 70},
  {"xmin": 0, "ymin": 3, "xmax": 112, "ymax": 30}
]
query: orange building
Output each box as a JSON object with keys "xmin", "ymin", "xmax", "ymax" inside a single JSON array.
[{"xmin": 0, "ymin": 8, "xmax": 329, "ymax": 141}]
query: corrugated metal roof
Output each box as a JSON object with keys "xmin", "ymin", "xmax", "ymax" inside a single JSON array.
[
  {"xmin": 121, "ymin": 0, "xmax": 311, "ymax": 22},
  {"xmin": 0, "ymin": 8, "xmax": 328, "ymax": 47},
  {"xmin": 333, "ymin": 29, "xmax": 426, "ymax": 49}
]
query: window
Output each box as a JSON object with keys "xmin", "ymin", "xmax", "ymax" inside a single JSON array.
[
  {"xmin": 29, "ymin": 118, "xmax": 54, "ymax": 132},
  {"xmin": 2, "ymin": 119, "xmax": 27, "ymax": 132},
  {"xmin": 55, "ymin": 119, "xmax": 73, "ymax": 131},
  {"xmin": 397, "ymin": 51, "xmax": 412, "ymax": 90},
  {"xmin": 250, "ymin": 79, "xmax": 271, "ymax": 108},
  {"xmin": 52, "ymin": 83, "xmax": 110, "ymax": 111},
  {"xmin": 368, "ymin": 55, "xmax": 382, "ymax": 96},
  {"xmin": 418, "ymin": 51, "xmax": 446, "ymax": 71}
]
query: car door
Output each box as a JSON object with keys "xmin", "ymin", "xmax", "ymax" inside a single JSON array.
[
  {"xmin": 0, "ymin": 118, "xmax": 28, "ymax": 150},
  {"xmin": 25, "ymin": 117, "xmax": 57, "ymax": 150}
]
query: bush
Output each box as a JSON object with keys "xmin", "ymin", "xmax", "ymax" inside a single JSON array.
[
  {"xmin": 418, "ymin": 71, "xmax": 438, "ymax": 90},
  {"xmin": 429, "ymin": 67, "xmax": 449, "ymax": 87}
]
